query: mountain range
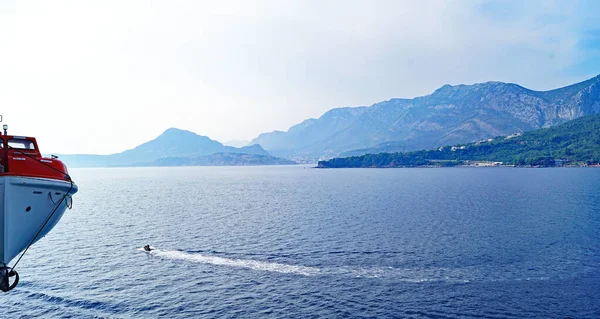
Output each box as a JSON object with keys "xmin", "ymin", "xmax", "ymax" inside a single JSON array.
[
  {"xmin": 56, "ymin": 75, "xmax": 600, "ymax": 167},
  {"xmin": 57, "ymin": 128, "xmax": 286, "ymax": 167},
  {"xmin": 251, "ymin": 74, "xmax": 600, "ymax": 160},
  {"xmin": 318, "ymin": 113, "xmax": 600, "ymax": 168}
]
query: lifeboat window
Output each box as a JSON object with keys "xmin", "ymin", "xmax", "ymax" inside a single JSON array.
[{"xmin": 8, "ymin": 139, "xmax": 36, "ymax": 150}]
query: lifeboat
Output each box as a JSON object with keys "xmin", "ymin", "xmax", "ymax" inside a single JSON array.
[{"xmin": 0, "ymin": 121, "xmax": 78, "ymax": 292}]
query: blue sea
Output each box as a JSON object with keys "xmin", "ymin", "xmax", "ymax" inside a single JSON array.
[{"xmin": 3, "ymin": 166, "xmax": 600, "ymax": 318}]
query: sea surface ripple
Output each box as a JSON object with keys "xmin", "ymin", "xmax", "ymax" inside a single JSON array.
[{"xmin": 2, "ymin": 166, "xmax": 599, "ymax": 318}]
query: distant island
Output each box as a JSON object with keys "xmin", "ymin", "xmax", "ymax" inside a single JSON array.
[
  {"xmin": 56, "ymin": 128, "xmax": 296, "ymax": 168},
  {"xmin": 317, "ymin": 113, "xmax": 600, "ymax": 168}
]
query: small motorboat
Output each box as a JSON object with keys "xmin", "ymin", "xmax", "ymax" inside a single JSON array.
[{"xmin": 0, "ymin": 119, "xmax": 78, "ymax": 291}]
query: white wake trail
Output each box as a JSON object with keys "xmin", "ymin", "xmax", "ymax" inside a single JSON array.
[
  {"xmin": 148, "ymin": 249, "xmax": 321, "ymax": 276},
  {"xmin": 140, "ymin": 248, "xmax": 479, "ymax": 282}
]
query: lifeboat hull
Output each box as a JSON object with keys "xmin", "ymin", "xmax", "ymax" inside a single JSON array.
[{"xmin": 0, "ymin": 176, "xmax": 78, "ymax": 265}]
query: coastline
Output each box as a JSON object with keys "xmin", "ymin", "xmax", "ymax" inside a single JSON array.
[{"xmin": 316, "ymin": 161, "xmax": 600, "ymax": 169}]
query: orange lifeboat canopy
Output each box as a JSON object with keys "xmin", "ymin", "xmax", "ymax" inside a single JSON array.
[{"xmin": 0, "ymin": 135, "xmax": 70, "ymax": 181}]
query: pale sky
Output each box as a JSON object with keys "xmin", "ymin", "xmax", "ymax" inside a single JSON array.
[{"xmin": 1, "ymin": 0, "xmax": 599, "ymax": 154}]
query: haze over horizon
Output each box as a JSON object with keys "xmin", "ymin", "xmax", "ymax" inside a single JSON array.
[{"xmin": 1, "ymin": 0, "xmax": 599, "ymax": 154}]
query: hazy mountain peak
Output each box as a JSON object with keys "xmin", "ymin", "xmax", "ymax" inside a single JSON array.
[
  {"xmin": 322, "ymin": 106, "xmax": 368, "ymax": 116},
  {"xmin": 163, "ymin": 127, "xmax": 187, "ymax": 133},
  {"xmin": 223, "ymin": 139, "xmax": 250, "ymax": 148},
  {"xmin": 239, "ymin": 144, "xmax": 267, "ymax": 152},
  {"xmin": 434, "ymin": 83, "xmax": 457, "ymax": 91},
  {"xmin": 160, "ymin": 127, "xmax": 203, "ymax": 138},
  {"xmin": 249, "ymin": 106, "xmax": 369, "ymax": 152},
  {"xmin": 431, "ymin": 81, "xmax": 526, "ymax": 95},
  {"xmin": 57, "ymin": 127, "xmax": 271, "ymax": 167},
  {"xmin": 251, "ymin": 74, "xmax": 600, "ymax": 160}
]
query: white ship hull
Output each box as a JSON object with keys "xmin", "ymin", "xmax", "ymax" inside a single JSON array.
[{"xmin": 0, "ymin": 176, "xmax": 78, "ymax": 265}]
